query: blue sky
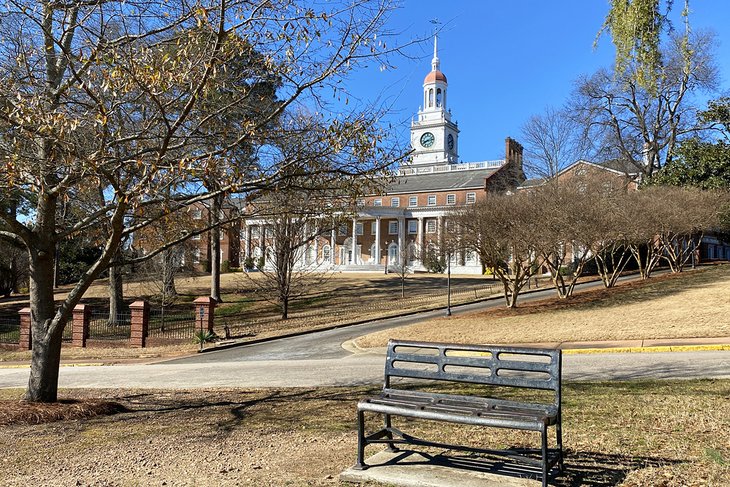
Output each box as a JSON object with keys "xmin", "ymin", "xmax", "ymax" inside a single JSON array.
[{"xmin": 344, "ymin": 1, "xmax": 730, "ymax": 163}]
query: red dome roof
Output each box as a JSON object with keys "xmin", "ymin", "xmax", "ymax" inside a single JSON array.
[{"xmin": 424, "ymin": 70, "xmax": 447, "ymax": 84}]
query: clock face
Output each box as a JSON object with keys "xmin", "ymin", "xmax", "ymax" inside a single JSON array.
[
  {"xmin": 420, "ymin": 132, "xmax": 435, "ymax": 148},
  {"xmin": 447, "ymin": 133, "xmax": 454, "ymax": 151}
]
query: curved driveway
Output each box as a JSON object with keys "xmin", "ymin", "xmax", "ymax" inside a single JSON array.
[{"xmin": 2, "ymin": 276, "xmax": 729, "ymax": 389}]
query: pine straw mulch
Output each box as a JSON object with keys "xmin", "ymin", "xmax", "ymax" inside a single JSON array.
[{"xmin": 0, "ymin": 398, "xmax": 128, "ymax": 425}]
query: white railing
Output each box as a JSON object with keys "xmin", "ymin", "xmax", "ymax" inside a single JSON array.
[{"xmin": 398, "ymin": 159, "xmax": 504, "ymax": 176}]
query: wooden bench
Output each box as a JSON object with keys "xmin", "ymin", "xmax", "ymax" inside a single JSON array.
[{"xmin": 354, "ymin": 339, "xmax": 564, "ymax": 486}]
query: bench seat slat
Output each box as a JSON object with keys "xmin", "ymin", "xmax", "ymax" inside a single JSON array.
[{"xmin": 359, "ymin": 390, "xmax": 557, "ymax": 431}]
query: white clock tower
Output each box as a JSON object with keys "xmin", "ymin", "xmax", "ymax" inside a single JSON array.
[{"xmin": 409, "ymin": 35, "xmax": 459, "ymax": 167}]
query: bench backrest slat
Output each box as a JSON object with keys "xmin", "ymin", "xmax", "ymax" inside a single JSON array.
[{"xmin": 384, "ymin": 340, "xmax": 561, "ymax": 402}]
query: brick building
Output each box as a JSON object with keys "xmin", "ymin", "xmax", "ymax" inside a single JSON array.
[{"xmin": 240, "ymin": 37, "xmax": 525, "ymax": 274}]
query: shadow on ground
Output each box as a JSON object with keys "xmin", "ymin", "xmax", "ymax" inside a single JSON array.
[{"xmin": 369, "ymin": 448, "xmax": 683, "ymax": 486}]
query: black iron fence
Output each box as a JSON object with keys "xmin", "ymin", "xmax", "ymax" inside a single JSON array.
[
  {"xmin": 147, "ymin": 307, "xmax": 197, "ymax": 340},
  {"xmin": 88, "ymin": 309, "xmax": 132, "ymax": 341},
  {"xmin": 0, "ymin": 315, "xmax": 20, "ymax": 344}
]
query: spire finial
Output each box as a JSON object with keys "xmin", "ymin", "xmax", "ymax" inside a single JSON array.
[{"xmin": 429, "ymin": 19, "xmax": 441, "ymax": 72}]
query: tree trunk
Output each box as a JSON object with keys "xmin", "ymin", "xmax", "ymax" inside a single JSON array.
[
  {"xmin": 25, "ymin": 243, "xmax": 65, "ymax": 403},
  {"xmin": 108, "ymin": 256, "xmax": 124, "ymax": 325},
  {"xmin": 162, "ymin": 249, "xmax": 177, "ymax": 299},
  {"xmin": 281, "ymin": 296, "xmax": 288, "ymax": 320},
  {"xmin": 210, "ymin": 193, "xmax": 223, "ymax": 303}
]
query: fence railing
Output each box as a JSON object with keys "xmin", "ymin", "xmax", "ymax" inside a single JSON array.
[
  {"xmin": 88, "ymin": 309, "xmax": 132, "ymax": 340},
  {"xmin": 147, "ymin": 308, "xmax": 197, "ymax": 340},
  {"xmin": 0, "ymin": 315, "xmax": 20, "ymax": 344}
]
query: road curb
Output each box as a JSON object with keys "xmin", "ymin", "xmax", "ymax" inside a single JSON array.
[
  {"xmin": 344, "ymin": 340, "xmax": 730, "ymax": 356},
  {"xmin": 0, "ymin": 362, "xmax": 113, "ymax": 369},
  {"xmin": 563, "ymin": 344, "xmax": 730, "ymax": 355}
]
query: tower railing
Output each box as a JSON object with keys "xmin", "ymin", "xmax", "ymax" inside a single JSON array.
[{"xmin": 398, "ymin": 159, "xmax": 504, "ymax": 175}]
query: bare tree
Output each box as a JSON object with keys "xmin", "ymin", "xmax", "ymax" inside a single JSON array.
[
  {"xmin": 520, "ymin": 106, "xmax": 588, "ymax": 179},
  {"xmin": 652, "ymin": 187, "xmax": 723, "ymax": 272},
  {"xmin": 573, "ymin": 30, "xmax": 719, "ymax": 179},
  {"xmin": 245, "ymin": 193, "xmax": 345, "ymax": 320},
  {"xmin": 529, "ymin": 180, "xmax": 603, "ymax": 299},
  {"xmin": 454, "ymin": 193, "xmax": 541, "ymax": 308},
  {"xmin": 592, "ymin": 191, "xmax": 633, "ymax": 288},
  {"xmin": 0, "ymin": 0, "xmax": 412, "ymax": 402}
]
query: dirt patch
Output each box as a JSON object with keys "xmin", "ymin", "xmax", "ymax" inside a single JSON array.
[
  {"xmin": 356, "ymin": 266, "xmax": 730, "ymax": 348},
  {"xmin": 0, "ymin": 381, "xmax": 728, "ymax": 486}
]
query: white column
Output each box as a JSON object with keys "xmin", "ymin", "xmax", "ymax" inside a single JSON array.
[
  {"xmin": 437, "ymin": 216, "xmax": 444, "ymax": 255},
  {"xmin": 351, "ymin": 218, "xmax": 358, "ymax": 265},
  {"xmin": 374, "ymin": 217, "xmax": 381, "ymax": 266},
  {"xmin": 259, "ymin": 224, "xmax": 266, "ymax": 253},
  {"xmin": 417, "ymin": 217, "xmax": 424, "ymax": 264},
  {"xmin": 314, "ymin": 226, "xmax": 319, "ymax": 265},
  {"xmin": 330, "ymin": 225, "xmax": 336, "ymax": 264},
  {"xmin": 245, "ymin": 224, "xmax": 252, "ymax": 259},
  {"xmin": 397, "ymin": 216, "xmax": 405, "ymax": 265}
]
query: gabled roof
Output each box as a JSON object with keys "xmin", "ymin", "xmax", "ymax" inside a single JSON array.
[
  {"xmin": 386, "ymin": 167, "xmax": 499, "ymax": 194},
  {"xmin": 596, "ymin": 159, "xmax": 642, "ymax": 175},
  {"xmin": 519, "ymin": 178, "xmax": 545, "ymax": 189},
  {"xmin": 517, "ymin": 159, "xmax": 641, "ymax": 190}
]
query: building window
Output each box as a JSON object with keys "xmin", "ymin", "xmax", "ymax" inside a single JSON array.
[
  {"xmin": 356, "ymin": 198, "xmax": 365, "ymax": 207},
  {"xmin": 436, "ymin": 88, "xmax": 442, "ymax": 107},
  {"xmin": 193, "ymin": 248, "xmax": 200, "ymax": 264},
  {"xmin": 408, "ymin": 220, "xmax": 418, "ymax": 234},
  {"xmin": 388, "ymin": 221, "xmax": 398, "ymax": 235},
  {"xmin": 426, "ymin": 220, "xmax": 437, "ymax": 233},
  {"xmin": 251, "ymin": 226, "xmax": 260, "ymax": 238},
  {"xmin": 466, "ymin": 192, "xmax": 476, "ymax": 204},
  {"xmin": 192, "ymin": 234, "xmax": 201, "ymax": 241},
  {"xmin": 390, "ymin": 197, "xmax": 400, "ymax": 207},
  {"xmin": 192, "ymin": 208, "xmax": 202, "ymax": 219},
  {"xmin": 356, "ymin": 222, "xmax": 363, "ymax": 236},
  {"xmin": 322, "ymin": 245, "xmax": 331, "ymax": 262},
  {"xmin": 371, "ymin": 222, "xmax": 377, "ymax": 235},
  {"xmin": 374, "ymin": 199, "xmax": 382, "ymax": 207},
  {"xmin": 409, "ymin": 196, "xmax": 417, "ymax": 207},
  {"xmin": 447, "ymin": 194, "xmax": 456, "ymax": 205},
  {"xmin": 338, "ymin": 225, "xmax": 347, "ymax": 236},
  {"xmin": 427, "ymin": 195, "xmax": 436, "ymax": 206}
]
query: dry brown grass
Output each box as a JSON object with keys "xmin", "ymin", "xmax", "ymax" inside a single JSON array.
[
  {"xmin": 356, "ymin": 265, "xmax": 730, "ymax": 349},
  {"xmin": 0, "ymin": 342, "xmax": 197, "ymax": 363},
  {"xmin": 0, "ymin": 380, "xmax": 728, "ymax": 486},
  {"xmin": 0, "ymin": 396, "xmax": 127, "ymax": 425}
]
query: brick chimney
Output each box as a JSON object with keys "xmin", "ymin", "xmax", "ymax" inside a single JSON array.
[{"xmin": 504, "ymin": 137, "xmax": 526, "ymax": 186}]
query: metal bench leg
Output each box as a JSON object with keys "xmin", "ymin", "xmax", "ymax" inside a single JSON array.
[
  {"xmin": 556, "ymin": 421, "xmax": 564, "ymax": 473},
  {"xmin": 384, "ymin": 414, "xmax": 399, "ymax": 452},
  {"xmin": 541, "ymin": 425, "xmax": 549, "ymax": 487},
  {"xmin": 354, "ymin": 410, "xmax": 368, "ymax": 470}
]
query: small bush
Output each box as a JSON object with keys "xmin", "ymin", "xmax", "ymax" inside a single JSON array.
[{"xmin": 243, "ymin": 256, "xmax": 255, "ymax": 271}]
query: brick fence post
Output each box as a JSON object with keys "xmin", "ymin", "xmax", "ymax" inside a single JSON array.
[
  {"xmin": 72, "ymin": 304, "xmax": 90, "ymax": 348},
  {"xmin": 130, "ymin": 300, "xmax": 149, "ymax": 348},
  {"xmin": 193, "ymin": 297, "xmax": 216, "ymax": 334},
  {"xmin": 18, "ymin": 308, "xmax": 31, "ymax": 351}
]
